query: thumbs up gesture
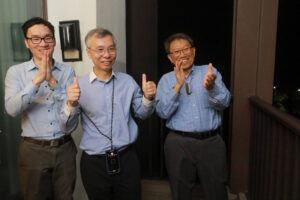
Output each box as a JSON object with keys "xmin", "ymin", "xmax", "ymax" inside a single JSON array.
[
  {"xmin": 203, "ymin": 63, "xmax": 217, "ymax": 90},
  {"xmin": 142, "ymin": 73, "xmax": 156, "ymax": 100},
  {"xmin": 67, "ymin": 77, "xmax": 81, "ymax": 107}
]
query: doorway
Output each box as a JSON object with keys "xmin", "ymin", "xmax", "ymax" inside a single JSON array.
[{"xmin": 126, "ymin": 0, "xmax": 233, "ymax": 179}]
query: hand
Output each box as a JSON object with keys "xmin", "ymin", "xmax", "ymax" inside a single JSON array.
[
  {"xmin": 32, "ymin": 51, "xmax": 49, "ymax": 86},
  {"xmin": 142, "ymin": 73, "xmax": 156, "ymax": 100},
  {"xmin": 45, "ymin": 52, "xmax": 56, "ymax": 87},
  {"xmin": 203, "ymin": 63, "xmax": 217, "ymax": 90},
  {"xmin": 173, "ymin": 59, "xmax": 185, "ymax": 93},
  {"xmin": 67, "ymin": 77, "xmax": 81, "ymax": 107}
]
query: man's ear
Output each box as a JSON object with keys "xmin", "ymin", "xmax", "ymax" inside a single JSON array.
[
  {"xmin": 24, "ymin": 38, "xmax": 29, "ymax": 49},
  {"xmin": 167, "ymin": 54, "xmax": 175, "ymax": 65},
  {"xmin": 86, "ymin": 48, "xmax": 92, "ymax": 59}
]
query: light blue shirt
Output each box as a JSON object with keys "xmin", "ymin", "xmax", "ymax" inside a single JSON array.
[
  {"xmin": 155, "ymin": 64, "xmax": 231, "ymax": 132},
  {"xmin": 5, "ymin": 59, "xmax": 75, "ymax": 140},
  {"xmin": 60, "ymin": 71, "xmax": 155, "ymax": 155}
]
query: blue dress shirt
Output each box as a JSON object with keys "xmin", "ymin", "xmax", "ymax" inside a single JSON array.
[
  {"xmin": 60, "ymin": 71, "xmax": 155, "ymax": 155},
  {"xmin": 5, "ymin": 59, "xmax": 75, "ymax": 140},
  {"xmin": 155, "ymin": 64, "xmax": 231, "ymax": 133}
]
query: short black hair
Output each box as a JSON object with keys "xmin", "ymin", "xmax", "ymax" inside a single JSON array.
[
  {"xmin": 22, "ymin": 17, "xmax": 55, "ymax": 38},
  {"xmin": 164, "ymin": 33, "xmax": 194, "ymax": 54}
]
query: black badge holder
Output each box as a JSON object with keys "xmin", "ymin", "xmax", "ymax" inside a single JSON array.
[
  {"xmin": 186, "ymin": 82, "xmax": 192, "ymax": 95},
  {"xmin": 106, "ymin": 149, "xmax": 120, "ymax": 174}
]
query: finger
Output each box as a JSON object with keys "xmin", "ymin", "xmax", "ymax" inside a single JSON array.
[
  {"xmin": 142, "ymin": 73, "xmax": 147, "ymax": 89},
  {"xmin": 45, "ymin": 51, "xmax": 48, "ymax": 65},
  {"xmin": 176, "ymin": 59, "xmax": 182, "ymax": 70},
  {"xmin": 208, "ymin": 63, "xmax": 212, "ymax": 73},
  {"xmin": 73, "ymin": 77, "xmax": 79, "ymax": 88},
  {"xmin": 173, "ymin": 66, "xmax": 178, "ymax": 74}
]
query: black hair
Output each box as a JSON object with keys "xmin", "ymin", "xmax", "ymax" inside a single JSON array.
[
  {"xmin": 164, "ymin": 33, "xmax": 194, "ymax": 54},
  {"xmin": 21, "ymin": 17, "xmax": 55, "ymax": 38}
]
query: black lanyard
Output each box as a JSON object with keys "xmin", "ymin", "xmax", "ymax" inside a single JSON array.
[{"xmin": 81, "ymin": 77, "xmax": 115, "ymax": 151}]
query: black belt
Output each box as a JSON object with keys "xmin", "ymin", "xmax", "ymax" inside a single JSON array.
[
  {"xmin": 23, "ymin": 135, "xmax": 72, "ymax": 147},
  {"xmin": 87, "ymin": 144, "xmax": 133, "ymax": 158},
  {"xmin": 171, "ymin": 128, "xmax": 220, "ymax": 140}
]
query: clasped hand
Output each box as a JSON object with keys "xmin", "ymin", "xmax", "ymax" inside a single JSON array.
[{"xmin": 32, "ymin": 50, "xmax": 56, "ymax": 87}]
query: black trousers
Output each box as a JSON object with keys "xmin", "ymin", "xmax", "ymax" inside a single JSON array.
[
  {"xmin": 19, "ymin": 138, "xmax": 77, "ymax": 200},
  {"xmin": 164, "ymin": 131, "xmax": 228, "ymax": 200},
  {"xmin": 80, "ymin": 147, "xmax": 141, "ymax": 200}
]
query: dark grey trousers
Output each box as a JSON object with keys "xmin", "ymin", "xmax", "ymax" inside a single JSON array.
[
  {"xmin": 18, "ymin": 138, "xmax": 77, "ymax": 200},
  {"xmin": 164, "ymin": 131, "xmax": 228, "ymax": 200}
]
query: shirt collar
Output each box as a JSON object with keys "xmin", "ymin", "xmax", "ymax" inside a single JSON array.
[
  {"xmin": 89, "ymin": 69, "xmax": 116, "ymax": 83},
  {"xmin": 186, "ymin": 64, "xmax": 195, "ymax": 78},
  {"xmin": 26, "ymin": 58, "xmax": 61, "ymax": 71}
]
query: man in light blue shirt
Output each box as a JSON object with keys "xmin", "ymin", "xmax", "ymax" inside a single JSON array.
[
  {"xmin": 155, "ymin": 33, "xmax": 231, "ymax": 200},
  {"xmin": 4, "ymin": 17, "xmax": 76, "ymax": 200},
  {"xmin": 60, "ymin": 28, "xmax": 156, "ymax": 200}
]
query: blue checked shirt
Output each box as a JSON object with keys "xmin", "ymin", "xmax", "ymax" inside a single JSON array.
[
  {"xmin": 5, "ymin": 59, "xmax": 75, "ymax": 140},
  {"xmin": 155, "ymin": 64, "xmax": 231, "ymax": 132},
  {"xmin": 60, "ymin": 71, "xmax": 155, "ymax": 155}
]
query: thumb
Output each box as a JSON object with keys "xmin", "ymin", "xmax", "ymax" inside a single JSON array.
[
  {"xmin": 208, "ymin": 63, "xmax": 213, "ymax": 73},
  {"xmin": 142, "ymin": 73, "xmax": 147, "ymax": 89},
  {"xmin": 73, "ymin": 77, "xmax": 79, "ymax": 88}
]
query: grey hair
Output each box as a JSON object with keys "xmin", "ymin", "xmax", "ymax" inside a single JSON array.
[{"xmin": 85, "ymin": 27, "xmax": 115, "ymax": 48}]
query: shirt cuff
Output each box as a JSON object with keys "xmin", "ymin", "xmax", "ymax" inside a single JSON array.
[
  {"xmin": 64, "ymin": 103, "xmax": 78, "ymax": 116},
  {"xmin": 142, "ymin": 96, "xmax": 154, "ymax": 107}
]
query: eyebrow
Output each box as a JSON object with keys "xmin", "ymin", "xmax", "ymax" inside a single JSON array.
[
  {"xmin": 172, "ymin": 46, "xmax": 191, "ymax": 51},
  {"xmin": 27, "ymin": 34, "xmax": 54, "ymax": 38},
  {"xmin": 94, "ymin": 44, "xmax": 116, "ymax": 48}
]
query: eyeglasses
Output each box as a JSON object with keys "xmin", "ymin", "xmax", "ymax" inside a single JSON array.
[
  {"xmin": 88, "ymin": 46, "xmax": 117, "ymax": 55},
  {"xmin": 26, "ymin": 36, "xmax": 55, "ymax": 44},
  {"xmin": 169, "ymin": 46, "xmax": 193, "ymax": 57}
]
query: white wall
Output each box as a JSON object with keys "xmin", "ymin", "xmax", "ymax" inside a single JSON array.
[
  {"xmin": 97, "ymin": 0, "xmax": 126, "ymax": 73},
  {"xmin": 47, "ymin": 1, "xmax": 126, "ymax": 199},
  {"xmin": 48, "ymin": 0, "xmax": 126, "ymax": 77},
  {"xmin": 48, "ymin": 0, "xmax": 96, "ymax": 77}
]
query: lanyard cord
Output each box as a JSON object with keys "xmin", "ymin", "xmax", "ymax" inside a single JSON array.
[
  {"xmin": 110, "ymin": 78, "xmax": 114, "ymax": 150},
  {"xmin": 81, "ymin": 78, "xmax": 115, "ymax": 150}
]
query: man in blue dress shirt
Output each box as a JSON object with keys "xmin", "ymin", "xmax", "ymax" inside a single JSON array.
[
  {"xmin": 60, "ymin": 28, "xmax": 156, "ymax": 200},
  {"xmin": 4, "ymin": 17, "xmax": 76, "ymax": 200},
  {"xmin": 155, "ymin": 33, "xmax": 231, "ymax": 200}
]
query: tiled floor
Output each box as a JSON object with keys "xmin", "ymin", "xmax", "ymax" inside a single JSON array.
[
  {"xmin": 141, "ymin": 180, "xmax": 247, "ymax": 200},
  {"xmin": 141, "ymin": 179, "xmax": 204, "ymax": 200}
]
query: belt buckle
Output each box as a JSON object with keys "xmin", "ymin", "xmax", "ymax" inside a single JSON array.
[{"xmin": 50, "ymin": 140, "xmax": 59, "ymax": 147}]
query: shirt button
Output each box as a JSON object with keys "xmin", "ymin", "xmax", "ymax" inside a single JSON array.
[
  {"xmin": 195, "ymin": 116, "xmax": 199, "ymax": 119},
  {"xmin": 45, "ymin": 85, "xmax": 47, "ymax": 88},
  {"xmin": 50, "ymin": 123, "xmax": 52, "ymax": 125},
  {"xmin": 46, "ymin": 98, "xmax": 49, "ymax": 100},
  {"xmin": 193, "ymin": 104, "xmax": 196, "ymax": 107},
  {"xmin": 48, "ymin": 110, "xmax": 50, "ymax": 112}
]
